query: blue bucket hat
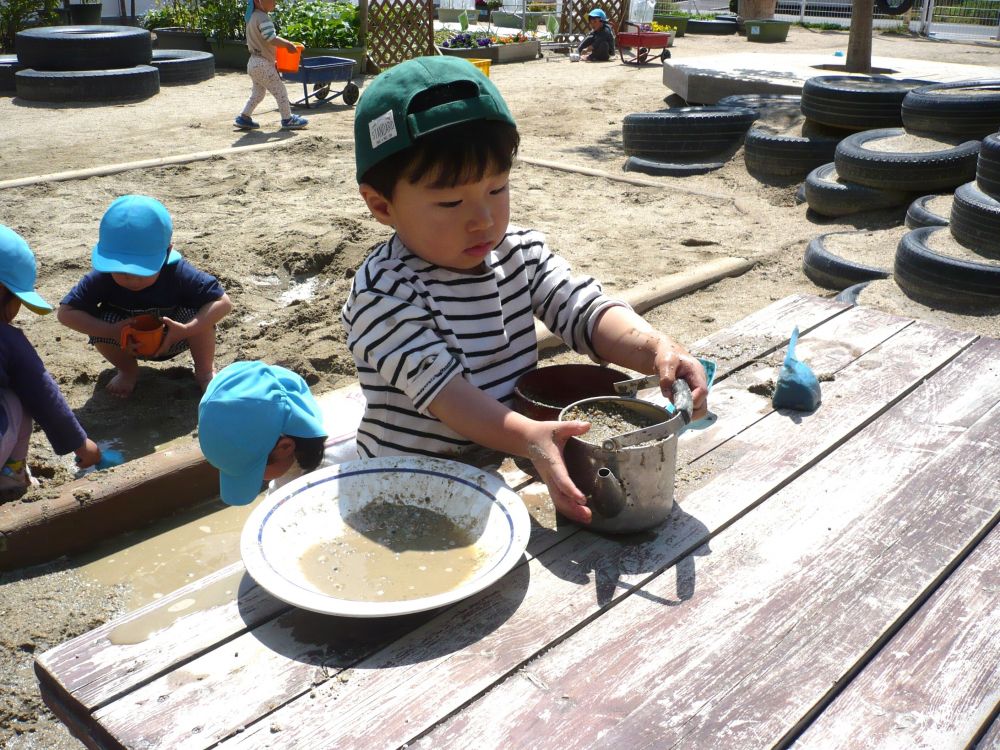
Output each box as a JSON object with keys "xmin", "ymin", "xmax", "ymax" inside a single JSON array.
[
  {"xmin": 0, "ymin": 225, "xmax": 53, "ymax": 315},
  {"xmin": 92, "ymin": 195, "xmax": 181, "ymax": 276},
  {"xmin": 199, "ymin": 361, "xmax": 327, "ymax": 506},
  {"xmin": 588, "ymin": 8, "xmax": 608, "ymax": 19}
]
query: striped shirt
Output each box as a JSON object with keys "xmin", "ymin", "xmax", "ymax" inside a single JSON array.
[
  {"xmin": 246, "ymin": 9, "xmax": 277, "ymax": 61},
  {"xmin": 341, "ymin": 226, "xmax": 626, "ymax": 458}
]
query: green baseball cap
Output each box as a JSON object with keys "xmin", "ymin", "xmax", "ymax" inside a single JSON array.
[{"xmin": 354, "ymin": 55, "xmax": 517, "ymax": 183}]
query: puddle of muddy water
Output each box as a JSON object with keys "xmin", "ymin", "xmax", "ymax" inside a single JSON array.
[{"xmin": 76, "ymin": 497, "xmax": 256, "ymax": 613}]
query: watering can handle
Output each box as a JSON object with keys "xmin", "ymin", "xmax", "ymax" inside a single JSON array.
[{"xmin": 672, "ymin": 379, "xmax": 693, "ymax": 425}]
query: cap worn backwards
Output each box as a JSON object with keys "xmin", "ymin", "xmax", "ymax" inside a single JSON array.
[
  {"xmin": 588, "ymin": 8, "xmax": 608, "ymax": 19},
  {"xmin": 353, "ymin": 55, "xmax": 517, "ymax": 183},
  {"xmin": 0, "ymin": 225, "xmax": 53, "ymax": 315},
  {"xmin": 92, "ymin": 195, "xmax": 182, "ymax": 277},
  {"xmin": 198, "ymin": 361, "xmax": 327, "ymax": 506}
]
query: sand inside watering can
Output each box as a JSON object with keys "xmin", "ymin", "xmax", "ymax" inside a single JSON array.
[{"xmin": 562, "ymin": 401, "xmax": 666, "ymax": 444}]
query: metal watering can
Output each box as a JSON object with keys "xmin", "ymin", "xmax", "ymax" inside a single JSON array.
[{"xmin": 560, "ymin": 379, "xmax": 693, "ymax": 534}]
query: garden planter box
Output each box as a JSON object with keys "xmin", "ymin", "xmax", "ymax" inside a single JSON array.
[
  {"xmin": 209, "ymin": 39, "xmax": 249, "ymax": 69},
  {"xmin": 438, "ymin": 8, "xmax": 477, "ymax": 23},
  {"xmin": 440, "ymin": 40, "xmax": 540, "ymax": 64},
  {"xmin": 152, "ymin": 27, "xmax": 210, "ymax": 52},
  {"xmin": 652, "ymin": 14, "xmax": 688, "ymax": 35},
  {"xmin": 68, "ymin": 3, "xmax": 103, "ymax": 24},
  {"xmin": 745, "ymin": 18, "xmax": 790, "ymax": 42}
]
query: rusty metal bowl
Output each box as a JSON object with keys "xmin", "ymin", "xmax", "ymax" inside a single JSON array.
[{"xmin": 512, "ymin": 364, "xmax": 629, "ymax": 421}]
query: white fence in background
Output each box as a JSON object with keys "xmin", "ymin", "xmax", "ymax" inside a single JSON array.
[{"xmin": 770, "ymin": 0, "xmax": 1000, "ymax": 40}]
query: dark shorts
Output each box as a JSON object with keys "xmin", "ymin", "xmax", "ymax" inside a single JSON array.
[{"xmin": 88, "ymin": 306, "xmax": 198, "ymax": 361}]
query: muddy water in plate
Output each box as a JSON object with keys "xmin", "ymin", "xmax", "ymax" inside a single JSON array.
[{"xmin": 300, "ymin": 502, "xmax": 486, "ymax": 602}]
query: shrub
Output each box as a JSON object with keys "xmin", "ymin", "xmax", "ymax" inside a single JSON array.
[
  {"xmin": 141, "ymin": 0, "xmax": 202, "ymax": 30},
  {"xmin": 273, "ymin": 0, "xmax": 359, "ymax": 48},
  {"xmin": 198, "ymin": 0, "xmax": 246, "ymax": 41},
  {"xmin": 0, "ymin": 0, "xmax": 57, "ymax": 52}
]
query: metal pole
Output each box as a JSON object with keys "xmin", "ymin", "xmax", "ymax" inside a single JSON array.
[
  {"xmin": 799, "ymin": 0, "xmax": 805, "ymax": 24},
  {"xmin": 919, "ymin": 0, "xmax": 933, "ymax": 36}
]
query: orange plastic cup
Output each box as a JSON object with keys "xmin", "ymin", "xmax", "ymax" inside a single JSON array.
[
  {"xmin": 120, "ymin": 314, "xmax": 165, "ymax": 357},
  {"xmin": 276, "ymin": 44, "xmax": 304, "ymax": 73}
]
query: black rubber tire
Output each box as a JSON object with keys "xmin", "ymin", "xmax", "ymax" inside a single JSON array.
[
  {"xmin": 15, "ymin": 65, "xmax": 160, "ymax": 102},
  {"xmin": 834, "ymin": 127, "xmax": 980, "ymax": 192},
  {"xmin": 976, "ymin": 132, "xmax": 1000, "ymax": 201},
  {"xmin": 949, "ymin": 181, "xmax": 1000, "ymax": 257},
  {"xmin": 623, "ymin": 156, "xmax": 726, "ymax": 176},
  {"xmin": 835, "ymin": 280, "xmax": 871, "ymax": 304},
  {"xmin": 0, "ymin": 54, "xmax": 24, "ymax": 94},
  {"xmin": 744, "ymin": 127, "xmax": 840, "ymax": 178},
  {"xmin": 622, "ymin": 106, "xmax": 758, "ymax": 161},
  {"xmin": 343, "ymin": 81, "xmax": 360, "ymax": 106},
  {"xmin": 717, "ymin": 93, "xmax": 802, "ymax": 121},
  {"xmin": 804, "ymin": 162, "xmax": 910, "ymax": 217},
  {"xmin": 794, "ymin": 183, "xmax": 806, "ymax": 205},
  {"xmin": 800, "ymin": 76, "xmax": 929, "ymax": 131},
  {"xmin": 802, "ymin": 231, "xmax": 892, "ymax": 290},
  {"xmin": 15, "ymin": 25, "xmax": 152, "ymax": 72},
  {"xmin": 902, "ymin": 80, "xmax": 1000, "ymax": 139},
  {"xmin": 895, "ymin": 226, "xmax": 1000, "ymax": 309},
  {"xmin": 686, "ymin": 18, "xmax": 738, "ymax": 34},
  {"xmin": 905, "ymin": 193, "xmax": 952, "ymax": 229},
  {"xmin": 150, "ymin": 49, "xmax": 214, "ymax": 85}
]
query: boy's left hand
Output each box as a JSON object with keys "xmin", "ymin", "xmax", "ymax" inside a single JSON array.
[
  {"xmin": 525, "ymin": 419, "xmax": 593, "ymax": 524},
  {"xmin": 154, "ymin": 316, "xmax": 189, "ymax": 357}
]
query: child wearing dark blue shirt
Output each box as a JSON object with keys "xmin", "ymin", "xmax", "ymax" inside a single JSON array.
[
  {"xmin": 57, "ymin": 195, "xmax": 232, "ymax": 398},
  {"xmin": 0, "ymin": 225, "xmax": 102, "ymax": 501}
]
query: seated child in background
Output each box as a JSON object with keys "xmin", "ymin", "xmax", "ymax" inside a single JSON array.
[
  {"xmin": 198, "ymin": 361, "xmax": 343, "ymax": 506},
  {"xmin": 578, "ymin": 8, "xmax": 615, "ymax": 62},
  {"xmin": 342, "ymin": 56, "xmax": 707, "ymax": 525},
  {"xmin": 57, "ymin": 195, "xmax": 232, "ymax": 398},
  {"xmin": 0, "ymin": 226, "xmax": 102, "ymax": 500}
]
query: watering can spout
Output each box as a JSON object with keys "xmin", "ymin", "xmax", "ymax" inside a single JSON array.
[{"xmin": 590, "ymin": 467, "xmax": 627, "ymax": 519}]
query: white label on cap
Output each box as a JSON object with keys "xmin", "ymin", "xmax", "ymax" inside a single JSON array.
[{"xmin": 369, "ymin": 110, "xmax": 397, "ymax": 149}]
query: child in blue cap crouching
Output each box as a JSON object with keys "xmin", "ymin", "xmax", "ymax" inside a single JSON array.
[
  {"xmin": 0, "ymin": 226, "xmax": 103, "ymax": 500},
  {"xmin": 578, "ymin": 8, "xmax": 615, "ymax": 61},
  {"xmin": 343, "ymin": 56, "xmax": 707, "ymax": 526},
  {"xmin": 57, "ymin": 195, "xmax": 233, "ymax": 398},
  {"xmin": 198, "ymin": 361, "xmax": 344, "ymax": 506}
]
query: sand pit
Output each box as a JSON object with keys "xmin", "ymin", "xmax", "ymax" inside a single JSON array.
[{"xmin": 3, "ymin": 26, "xmax": 1000, "ymax": 749}]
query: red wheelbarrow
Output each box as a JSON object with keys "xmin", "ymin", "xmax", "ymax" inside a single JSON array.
[{"xmin": 617, "ymin": 24, "xmax": 672, "ymax": 65}]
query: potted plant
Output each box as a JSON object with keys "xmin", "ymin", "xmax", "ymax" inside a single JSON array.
[
  {"xmin": 66, "ymin": 0, "xmax": 103, "ymax": 25},
  {"xmin": 142, "ymin": 0, "xmax": 210, "ymax": 50},
  {"xmin": 744, "ymin": 17, "xmax": 789, "ymax": 41},
  {"xmin": 273, "ymin": 0, "xmax": 363, "ymax": 71},
  {"xmin": 437, "ymin": 29, "xmax": 540, "ymax": 63}
]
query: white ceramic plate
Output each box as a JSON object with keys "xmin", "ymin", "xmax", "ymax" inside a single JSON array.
[{"xmin": 240, "ymin": 455, "xmax": 531, "ymax": 618}]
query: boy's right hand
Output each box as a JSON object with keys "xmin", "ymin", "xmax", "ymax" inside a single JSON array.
[
  {"xmin": 74, "ymin": 439, "xmax": 103, "ymax": 469},
  {"xmin": 525, "ymin": 420, "xmax": 592, "ymax": 525}
]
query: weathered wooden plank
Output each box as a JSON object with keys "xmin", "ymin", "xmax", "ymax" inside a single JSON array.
[
  {"xmin": 208, "ymin": 323, "xmax": 974, "ymax": 748},
  {"xmin": 420, "ymin": 337, "xmax": 1000, "ymax": 750},
  {"xmin": 792, "ymin": 525, "xmax": 1000, "ymax": 750},
  {"xmin": 975, "ymin": 711, "xmax": 1000, "ymax": 750}
]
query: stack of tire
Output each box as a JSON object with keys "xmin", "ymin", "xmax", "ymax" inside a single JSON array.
[
  {"xmin": 802, "ymin": 80, "xmax": 1000, "ymax": 309},
  {"xmin": 802, "ymin": 79, "xmax": 994, "ymax": 219},
  {"xmin": 894, "ymin": 130, "xmax": 1000, "ymax": 310},
  {"xmin": 6, "ymin": 25, "xmax": 213, "ymax": 103},
  {"xmin": 621, "ymin": 105, "xmax": 759, "ymax": 176}
]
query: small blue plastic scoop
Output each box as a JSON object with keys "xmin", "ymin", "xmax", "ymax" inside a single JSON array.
[
  {"xmin": 77, "ymin": 448, "xmax": 125, "ymax": 471},
  {"xmin": 772, "ymin": 327, "xmax": 822, "ymax": 412}
]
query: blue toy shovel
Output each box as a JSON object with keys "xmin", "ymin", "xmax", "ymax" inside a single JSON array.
[
  {"xmin": 76, "ymin": 448, "xmax": 125, "ymax": 471},
  {"xmin": 772, "ymin": 327, "xmax": 822, "ymax": 412}
]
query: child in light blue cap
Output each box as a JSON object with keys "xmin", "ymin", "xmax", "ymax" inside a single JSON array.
[
  {"xmin": 0, "ymin": 225, "xmax": 103, "ymax": 500},
  {"xmin": 57, "ymin": 195, "xmax": 233, "ymax": 398},
  {"xmin": 235, "ymin": 0, "xmax": 308, "ymax": 131},
  {"xmin": 198, "ymin": 361, "xmax": 335, "ymax": 506},
  {"xmin": 578, "ymin": 8, "xmax": 615, "ymax": 61}
]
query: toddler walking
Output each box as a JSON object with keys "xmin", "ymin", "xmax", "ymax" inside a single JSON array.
[{"xmin": 235, "ymin": 0, "xmax": 308, "ymax": 131}]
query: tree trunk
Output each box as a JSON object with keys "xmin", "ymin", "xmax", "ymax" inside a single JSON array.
[
  {"xmin": 846, "ymin": 0, "xmax": 874, "ymax": 72},
  {"xmin": 738, "ymin": 0, "xmax": 777, "ymax": 20}
]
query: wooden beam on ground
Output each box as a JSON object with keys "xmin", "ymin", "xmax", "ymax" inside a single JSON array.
[{"xmin": 536, "ymin": 256, "xmax": 757, "ymax": 350}]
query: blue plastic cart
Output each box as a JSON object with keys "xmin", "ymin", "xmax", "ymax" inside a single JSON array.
[{"xmin": 280, "ymin": 56, "xmax": 360, "ymax": 109}]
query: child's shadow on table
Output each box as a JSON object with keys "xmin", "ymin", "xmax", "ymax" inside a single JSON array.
[{"xmin": 74, "ymin": 365, "xmax": 202, "ymax": 462}]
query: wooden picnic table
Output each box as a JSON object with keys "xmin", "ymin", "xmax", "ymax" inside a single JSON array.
[{"xmin": 35, "ymin": 294, "xmax": 1000, "ymax": 749}]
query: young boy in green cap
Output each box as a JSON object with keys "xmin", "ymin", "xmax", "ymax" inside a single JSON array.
[
  {"xmin": 343, "ymin": 56, "xmax": 708, "ymax": 525},
  {"xmin": 57, "ymin": 195, "xmax": 233, "ymax": 398},
  {"xmin": 0, "ymin": 225, "xmax": 103, "ymax": 500}
]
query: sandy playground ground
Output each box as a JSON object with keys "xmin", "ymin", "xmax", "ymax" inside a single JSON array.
[{"xmin": 2, "ymin": 25, "xmax": 1000, "ymax": 748}]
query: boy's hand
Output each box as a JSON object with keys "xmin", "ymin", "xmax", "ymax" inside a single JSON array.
[
  {"xmin": 154, "ymin": 316, "xmax": 189, "ymax": 357},
  {"xmin": 74, "ymin": 439, "xmax": 103, "ymax": 469},
  {"xmin": 284, "ymin": 40, "xmax": 299, "ymax": 52},
  {"xmin": 525, "ymin": 420, "xmax": 592, "ymax": 524},
  {"xmin": 654, "ymin": 344, "xmax": 709, "ymax": 421}
]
